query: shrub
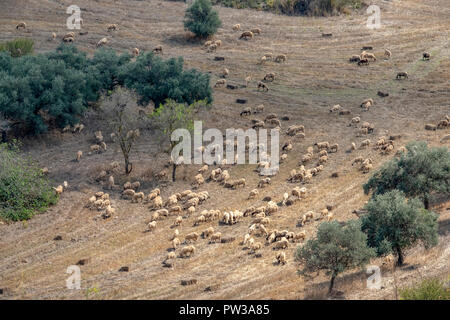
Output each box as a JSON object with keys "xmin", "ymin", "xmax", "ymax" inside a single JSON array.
[
  {"xmin": 364, "ymin": 141, "xmax": 450, "ymax": 209},
  {"xmin": 296, "ymin": 220, "xmax": 375, "ymax": 294},
  {"xmin": 0, "ymin": 45, "xmax": 211, "ymax": 135},
  {"xmin": 184, "ymin": 0, "xmax": 222, "ymax": 38},
  {"xmin": 118, "ymin": 52, "xmax": 212, "ymax": 108},
  {"xmin": 361, "ymin": 190, "xmax": 439, "ymax": 266},
  {"xmin": 400, "ymin": 278, "xmax": 450, "ymax": 300},
  {"xmin": 0, "ymin": 142, "xmax": 58, "ymax": 221},
  {"xmin": 0, "ymin": 38, "xmax": 34, "ymax": 57}
]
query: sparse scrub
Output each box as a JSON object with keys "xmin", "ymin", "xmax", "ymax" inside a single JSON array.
[
  {"xmin": 0, "ymin": 142, "xmax": 58, "ymax": 221},
  {"xmin": 0, "ymin": 38, "xmax": 34, "ymax": 57},
  {"xmin": 399, "ymin": 278, "xmax": 450, "ymax": 300}
]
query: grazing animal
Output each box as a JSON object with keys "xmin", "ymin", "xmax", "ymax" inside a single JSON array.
[
  {"xmin": 423, "ymin": 52, "xmax": 431, "ymax": 60},
  {"xmin": 16, "ymin": 22, "xmax": 27, "ymax": 30},
  {"xmin": 239, "ymin": 31, "xmax": 253, "ymax": 40},
  {"xmin": 274, "ymin": 54, "xmax": 287, "ymax": 63},
  {"xmin": 396, "ymin": 71, "xmax": 408, "ymax": 79},
  {"xmin": 257, "ymin": 81, "xmax": 269, "ymax": 92}
]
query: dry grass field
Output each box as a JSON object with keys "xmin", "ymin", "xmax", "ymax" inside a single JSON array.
[{"xmin": 0, "ymin": 0, "xmax": 449, "ymax": 299}]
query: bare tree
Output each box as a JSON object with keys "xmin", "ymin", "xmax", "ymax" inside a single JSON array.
[{"xmin": 100, "ymin": 87, "xmax": 144, "ymax": 175}]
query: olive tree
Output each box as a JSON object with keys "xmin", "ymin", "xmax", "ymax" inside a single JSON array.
[
  {"xmin": 296, "ymin": 220, "xmax": 375, "ymax": 295},
  {"xmin": 364, "ymin": 141, "xmax": 450, "ymax": 209},
  {"xmin": 361, "ymin": 190, "xmax": 439, "ymax": 266}
]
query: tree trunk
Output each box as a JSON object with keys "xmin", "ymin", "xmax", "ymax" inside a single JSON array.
[
  {"xmin": 172, "ymin": 163, "xmax": 177, "ymax": 182},
  {"xmin": 396, "ymin": 246, "xmax": 404, "ymax": 266},
  {"xmin": 124, "ymin": 155, "xmax": 132, "ymax": 175},
  {"xmin": 423, "ymin": 196, "xmax": 430, "ymax": 210},
  {"xmin": 328, "ymin": 274, "xmax": 336, "ymax": 295}
]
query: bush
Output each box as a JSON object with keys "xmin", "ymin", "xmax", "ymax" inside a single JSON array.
[
  {"xmin": 400, "ymin": 278, "xmax": 450, "ymax": 300},
  {"xmin": 0, "ymin": 38, "xmax": 34, "ymax": 57},
  {"xmin": 361, "ymin": 190, "xmax": 439, "ymax": 266},
  {"xmin": 363, "ymin": 141, "xmax": 450, "ymax": 209},
  {"xmin": 0, "ymin": 142, "xmax": 58, "ymax": 221},
  {"xmin": 0, "ymin": 45, "xmax": 211, "ymax": 135},
  {"xmin": 184, "ymin": 0, "xmax": 222, "ymax": 38},
  {"xmin": 118, "ymin": 52, "xmax": 213, "ymax": 107},
  {"xmin": 296, "ymin": 220, "xmax": 375, "ymax": 294}
]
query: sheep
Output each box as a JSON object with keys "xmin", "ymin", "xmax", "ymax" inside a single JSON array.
[
  {"xmin": 425, "ymin": 123, "xmax": 437, "ymax": 131},
  {"xmin": 194, "ymin": 215, "xmax": 206, "ymax": 226},
  {"xmin": 258, "ymin": 177, "xmax": 271, "ymax": 188},
  {"xmin": 194, "ymin": 173, "xmax": 205, "ymax": 186},
  {"xmin": 266, "ymin": 201, "xmax": 278, "ymax": 214},
  {"xmin": 318, "ymin": 155, "xmax": 328, "ymax": 165},
  {"xmin": 51, "ymin": 32, "xmax": 57, "ymax": 40},
  {"xmin": 185, "ymin": 232, "xmax": 199, "ymax": 243},
  {"xmin": 233, "ymin": 23, "xmax": 241, "ymax": 31},
  {"xmin": 360, "ymin": 139, "xmax": 371, "ymax": 148},
  {"xmin": 179, "ymin": 245, "xmax": 196, "ymax": 258},
  {"xmin": 130, "ymin": 181, "xmax": 140, "ymax": 191},
  {"xmin": 349, "ymin": 55, "xmax": 361, "ymax": 63},
  {"xmin": 210, "ymin": 232, "xmax": 222, "ymax": 243},
  {"xmin": 214, "ymin": 40, "xmax": 222, "ymax": 47},
  {"xmin": 396, "ymin": 71, "xmax": 408, "ymax": 79},
  {"xmin": 107, "ymin": 24, "xmax": 118, "ymax": 31},
  {"xmin": 132, "ymin": 48, "xmax": 140, "ymax": 57},
  {"xmin": 248, "ymin": 189, "xmax": 259, "ymax": 200},
  {"xmin": 16, "ymin": 22, "xmax": 27, "ymax": 30},
  {"xmin": 264, "ymin": 72, "xmax": 275, "ymax": 82},
  {"xmin": 214, "ymin": 79, "xmax": 226, "ymax": 87},
  {"xmin": 282, "ymin": 141, "xmax": 293, "ymax": 152},
  {"xmin": 250, "ymin": 242, "xmax": 262, "ymax": 253},
  {"xmin": 349, "ymin": 117, "xmax": 361, "ymax": 126},
  {"xmin": 239, "ymin": 31, "xmax": 253, "ymax": 40},
  {"xmin": 274, "ymin": 54, "xmax": 287, "ymax": 63},
  {"xmin": 257, "ymin": 81, "xmax": 269, "ymax": 92},
  {"xmin": 240, "ymin": 106, "xmax": 252, "ymax": 116},
  {"xmin": 275, "ymin": 252, "xmax": 287, "ymax": 265},
  {"xmin": 358, "ymin": 58, "xmax": 369, "ymax": 66},
  {"xmin": 384, "ymin": 49, "xmax": 392, "ymax": 59},
  {"xmin": 330, "ymin": 104, "xmax": 341, "ymax": 113},
  {"xmin": 171, "ymin": 237, "xmax": 181, "ymax": 250},
  {"xmin": 96, "ymin": 37, "xmax": 108, "ymax": 48},
  {"xmin": 293, "ymin": 231, "xmax": 306, "ymax": 242},
  {"xmin": 423, "ymin": 52, "xmax": 431, "ymax": 60},
  {"xmin": 437, "ymin": 119, "xmax": 449, "ymax": 129},
  {"xmin": 207, "ymin": 43, "xmax": 218, "ymax": 53},
  {"xmin": 314, "ymin": 141, "xmax": 330, "ymax": 151},
  {"xmin": 329, "ymin": 143, "xmax": 339, "ymax": 153},
  {"xmin": 202, "ymin": 227, "xmax": 214, "ymax": 239},
  {"xmin": 151, "ymin": 196, "xmax": 164, "ymax": 209},
  {"xmin": 166, "ymin": 252, "xmax": 176, "ymax": 260},
  {"xmin": 72, "ymin": 123, "xmax": 84, "ymax": 133},
  {"xmin": 152, "ymin": 45, "xmax": 163, "ymax": 53},
  {"xmin": 251, "ymin": 28, "xmax": 261, "ymax": 35},
  {"xmin": 148, "ymin": 221, "xmax": 157, "ymax": 231},
  {"xmin": 361, "ymin": 52, "xmax": 377, "ymax": 61},
  {"xmin": 221, "ymin": 67, "xmax": 229, "ymax": 78},
  {"xmin": 121, "ymin": 189, "xmax": 135, "ymax": 200},
  {"xmin": 132, "ymin": 192, "xmax": 145, "ymax": 203},
  {"xmin": 441, "ymin": 134, "xmax": 450, "ymax": 143},
  {"xmin": 244, "ymin": 75, "xmax": 252, "ymax": 87},
  {"xmin": 254, "ymin": 104, "xmax": 264, "ymax": 113},
  {"xmin": 274, "ymin": 237, "xmax": 289, "ymax": 250}
]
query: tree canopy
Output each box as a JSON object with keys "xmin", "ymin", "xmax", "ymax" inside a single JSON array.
[
  {"xmin": 184, "ymin": 0, "xmax": 222, "ymax": 38},
  {"xmin": 363, "ymin": 141, "xmax": 450, "ymax": 209},
  {"xmin": 361, "ymin": 190, "xmax": 439, "ymax": 266},
  {"xmin": 296, "ymin": 220, "xmax": 375, "ymax": 294}
]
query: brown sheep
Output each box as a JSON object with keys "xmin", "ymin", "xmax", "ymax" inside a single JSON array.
[
  {"xmin": 16, "ymin": 22, "xmax": 27, "ymax": 30},
  {"xmin": 257, "ymin": 81, "xmax": 269, "ymax": 92},
  {"xmin": 239, "ymin": 31, "xmax": 254, "ymax": 40}
]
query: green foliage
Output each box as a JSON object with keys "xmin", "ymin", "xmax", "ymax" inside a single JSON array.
[
  {"xmin": 363, "ymin": 141, "xmax": 450, "ymax": 208},
  {"xmin": 296, "ymin": 220, "xmax": 375, "ymax": 293},
  {"xmin": 0, "ymin": 45, "xmax": 211, "ymax": 135},
  {"xmin": 184, "ymin": 0, "xmax": 222, "ymax": 38},
  {"xmin": 118, "ymin": 52, "xmax": 212, "ymax": 108},
  {"xmin": 361, "ymin": 190, "xmax": 439, "ymax": 265},
  {"xmin": 0, "ymin": 142, "xmax": 58, "ymax": 221},
  {"xmin": 151, "ymin": 99, "xmax": 209, "ymax": 181},
  {"xmin": 400, "ymin": 278, "xmax": 450, "ymax": 300},
  {"xmin": 0, "ymin": 38, "xmax": 34, "ymax": 57}
]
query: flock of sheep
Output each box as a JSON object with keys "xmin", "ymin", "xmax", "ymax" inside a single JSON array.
[{"xmin": 13, "ymin": 12, "xmax": 450, "ymax": 285}]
